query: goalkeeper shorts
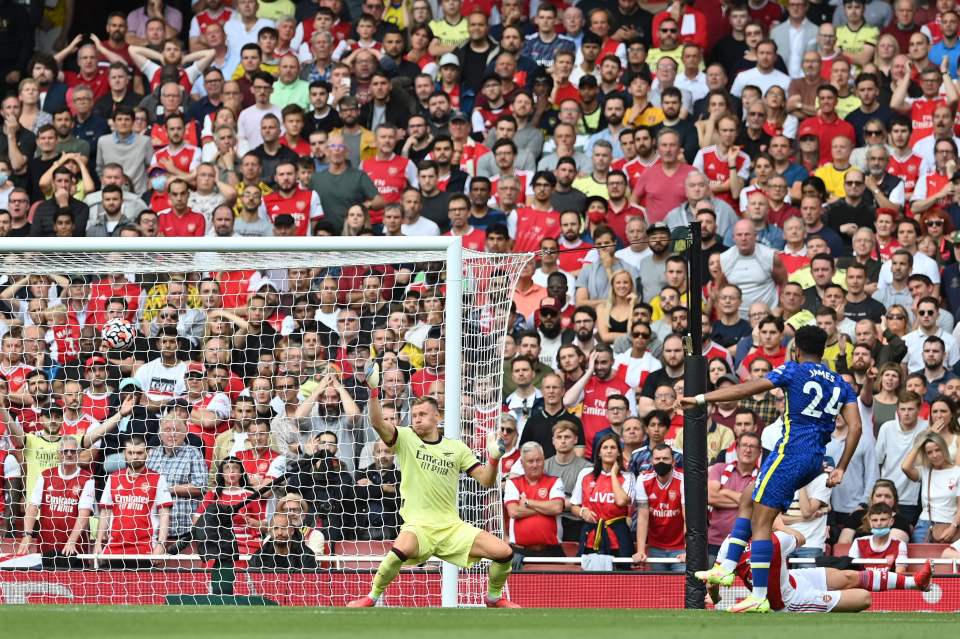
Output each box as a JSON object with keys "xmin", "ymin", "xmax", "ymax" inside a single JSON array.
[{"xmin": 400, "ymin": 520, "xmax": 484, "ymax": 568}]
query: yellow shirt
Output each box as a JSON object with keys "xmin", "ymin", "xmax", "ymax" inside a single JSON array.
[
  {"xmin": 814, "ymin": 162, "xmax": 853, "ymax": 199},
  {"xmin": 788, "ymin": 268, "xmax": 847, "ymax": 289},
  {"xmin": 650, "ymin": 292, "xmax": 690, "ymax": 322},
  {"xmin": 822, "ymin": 339, "xmax": 853, "ymax": 371},
  {"xmin": 836, "ymin": 23, "xmax": 879, "ymax": 58},
  {"xmin": 572, "ymin": 175, "xmax": 609, "ymax": 199},
  {"xmin": 383, "ymin": 1, "xmax": 409, "ymax": 31},
  {"xmin": 257, "ymin": 0, "xmax": 297, "ymax": 21},
  {"xmin": 392, "ymin": 426, "xmax": 480, "ymax": 526},
  {"xmin": 24, "ymin": 433, "xmax": 62, "ymax": 498},
  {"xmin": 625, "ymin": 103, "xmax": 665, "ymax": 128},
  {"xmin": 429, "ymin": 17, "xmax": 469, "ymax": 50},
  {"xmin": 647, "ymin": 47, "xmax": 683, "ymax": 69}
]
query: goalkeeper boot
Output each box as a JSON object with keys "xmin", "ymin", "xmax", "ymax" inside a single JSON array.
[
  {"xmin": 728, "ymin": 595, "xmax": 770, "ymax": 614},
  {"xmin": 695, "ymin": 564, "xmax": 735, "ymax": 587},
  {"xmin": 915, "ymin": 560, "xmax": 933, "ymax": 592},
  {"xmin": 486, "ymin": 597, "xmax": 521, "ymax": 609},
  {"xmin": 346, "ymin": 596, "xmax": 377, "ymax": 608}
]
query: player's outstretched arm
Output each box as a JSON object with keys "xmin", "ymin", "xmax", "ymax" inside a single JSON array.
[
  {"xmin": 829, "ymin": 402, "xmax": 863, "ymax": 487},
  {"xmin": 678, "ymin": 378, "xmax": 775, "ymax": 410},
  {"xmin": 468, "ymin": 430, "xmax": 508, "ymax": 488},
  {"xmin": 365, "ymin": 362, "xmax": 397, "ymax": 444}
]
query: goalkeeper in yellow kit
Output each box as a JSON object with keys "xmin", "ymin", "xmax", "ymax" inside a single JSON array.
[{"xmin": 347, "ymin": 365, "xmax": 520, "ymax": 608}]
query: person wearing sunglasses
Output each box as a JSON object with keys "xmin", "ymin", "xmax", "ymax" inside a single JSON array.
[
  {"xmin": 824, "ymin": 168, "xmax": 876, "ymax": 253},
  {"xmin": 904, "ymin": 297, "xmax": 960, "ymax": 372}
]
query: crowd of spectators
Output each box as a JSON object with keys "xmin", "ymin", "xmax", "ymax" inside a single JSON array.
[{"xmin": 3, "ymin": 0, "xmax": 960, "ymax": 573}]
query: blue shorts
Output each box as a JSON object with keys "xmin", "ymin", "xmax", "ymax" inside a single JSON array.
[{"xmin": 751, "ymin": 451, "xmax": 823, "ymax": 512}]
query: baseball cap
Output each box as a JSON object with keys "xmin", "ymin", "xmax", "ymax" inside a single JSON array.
[
  {"xmin": 439, "ymin": 53, "xmax": 460, "ymax": 67},
  {"xmin": 450, "ymin": 110, "xmax": 469, "ymax": 123},
  {"xmin": 186, "ymin": 361, "xmax": 205, "ymax": 375},
  {"xmin": 797, "ymin": 120, "xmax": 818, "ymax": 139},
  {"xmin": 647, "ymin": 223, "xmax": 671, "ymax": 236},
  {"xmin": 539, "ymin": 297, "xmax": 562, "ymax": 314},
  {"xmin": 273, "ymin": 213, "xmax": 296, "ymax": 227},
  {"xmin": 716, "ymin": 374, "xmax": 739, "ymax": 387},
  {"xmin": 84, "ymin": 355, "xmax": 106, "ymax": 368},
  {"xmin": 118, "ymin": 378, "xmax": 142, "ymax": 391}
]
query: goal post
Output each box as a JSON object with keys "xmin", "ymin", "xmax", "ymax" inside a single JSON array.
[{"xmin": 0, "ymin": 236, "xmax": 531, "ymax": 608}]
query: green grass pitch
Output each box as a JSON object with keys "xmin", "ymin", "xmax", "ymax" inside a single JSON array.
[{"xmin": 2, "ymin": 607, "xmax": 959, "ymax": 639}]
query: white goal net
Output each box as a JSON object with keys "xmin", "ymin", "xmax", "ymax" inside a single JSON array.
[{"xmin": 0, "ymin": 237, "xmax": 530, "ymax": 607}]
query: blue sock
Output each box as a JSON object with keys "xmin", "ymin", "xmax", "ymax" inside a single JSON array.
[
  {"xmin": 719, "ymin": 517, "xmax": 752, "ymax": 572},
  {"xmin": 750, "ymin": 539, "xmax": 773, "ymax": 599}
]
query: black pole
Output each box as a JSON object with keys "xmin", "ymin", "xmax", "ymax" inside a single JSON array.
[{"xmin": 683, "ymin": 221, "xmax": 708, "ymax": 609}]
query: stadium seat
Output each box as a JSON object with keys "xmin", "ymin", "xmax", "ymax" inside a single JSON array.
[
  {"xmin": 336, "ymin": 540, "xmax": 393, "ymax": 569},
  {"xmin": 561, "ymin": 542, "xmax": 579, "ymax": 557},
  {"xmin": 907, "ymin": 543, "xmax": 949, "ymax": 558}
]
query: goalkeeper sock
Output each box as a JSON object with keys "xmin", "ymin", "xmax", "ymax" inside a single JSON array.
[
  {"xmin": 487, "ymin": 552, "xmax": 514, "ymax": 600},
  {"xmin": 859, "ymin": 568, "xmax": 917, "ymax": 591},
  {"xmin": 719, "ymin": 517, "xmax": 752, "ymax": 573},
  {"xmin": 369, "ymin": 548, "xmax": 407, "ymax": 600},
  {"xmin": 749, "ymin": 539, "xmax": 773, "ymax": 600}
]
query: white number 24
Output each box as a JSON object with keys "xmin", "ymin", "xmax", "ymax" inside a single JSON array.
[{"xmin": 800, "ymin": 381, "xmax": 843, "ymax": 419}]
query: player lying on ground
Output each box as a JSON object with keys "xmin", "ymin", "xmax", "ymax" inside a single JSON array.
[
  {"xmin": 708, "ymin": 530, "xmax": 932, "ymax": 613},
  {"xmin": 680, "ymin": 325, "xmax": 862, "ymax": 613},
  {"xmin": 347, "ymin": 364, "xmax": 519, "ymax": 608}
]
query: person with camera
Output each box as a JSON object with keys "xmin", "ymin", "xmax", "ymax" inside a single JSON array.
[
  {"xmin": 286, "ymin": 430, "xmax": 358, "ymax": 542},
  {"xmin": 354, "ymin": 440, "xmax": 401, "ymax": 541},
  {"xmin": 248, "ymin": 512, "xmax": 319, "ymax": 571}
]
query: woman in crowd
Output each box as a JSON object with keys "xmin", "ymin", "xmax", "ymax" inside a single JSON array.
[
  {"xmin": 195, "ymin": 457, "xmax": 267, "ymax": 563},
  {"xmin": 873, "ymin": 362, "xmax": 904, "ymax": 434},
  {"xmin": 596, "ymin": 270, "xmax": 635, "ymax": 344},
  {"xmin": 901, "ymin": 432, "xmax": 960, "ymax": 543},
  {"xmin": 571, "ymin": 433, "xmax": 635, "ymax": 563}
]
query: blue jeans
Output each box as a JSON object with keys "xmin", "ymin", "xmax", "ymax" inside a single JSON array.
[
  {"xmin": 647, "ymin": 547, "xmax": 685, "ymax": 573},
  {"xmin": 913, "ymin": 519, "xmax": 933, "ymax": 543},
  {"xmin": 790, "ymin": 546, "xmax": 824, "ymax": 561}
]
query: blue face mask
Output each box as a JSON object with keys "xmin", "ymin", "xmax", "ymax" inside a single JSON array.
[
  {"xmin": 151, "ymin": 176, "xmax": 166, "ymax": 192},
  {"xmin": 0, "ymin": 172, "xmax": 8, "ymax": 184},
  {"xmin": 871, "ymin": 527, "xmax": 892, "ymax": 537}
]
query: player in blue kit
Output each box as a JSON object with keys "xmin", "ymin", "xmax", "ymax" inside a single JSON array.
[{"xmin": 680, "ymin": 325, "xmax": 862, "ymax": 613}]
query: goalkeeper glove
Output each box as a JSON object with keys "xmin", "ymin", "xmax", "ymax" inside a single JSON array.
[
  {"xmin": 365, "ymin": 360, "xmax": 381, "ymax": 390},
  {"xmin": 486, "ymin": 429, "xmax": 507, "ymax": 461}
]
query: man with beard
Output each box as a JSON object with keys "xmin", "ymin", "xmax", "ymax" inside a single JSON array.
[
  {"xmin": 426, "ymin": 91, "xmax": 453, "ymax": 136},
  {"xmin": 379, "ymin": 27, "xmax": 421, "ymax": 82},
  {"xmin": 847, "ymin": 342, "xmax": 875, "ymax": 389},
  {"xmin": 658, "ymin": 87, "xmax": 698, "ymax": 164},
  {"xmin": 430, "ymin": 135, "xmax": 468, "ymax": 193},
  {"xmin": 863, "ymin": 145, "xmax": 904, "ymax": 213},
  {"xmin": 249, "ymin": 512, "xmax": 319, "ymax": 570},
  {"xmin": 586, "ymin": 96, "xmax": 627, "ymax": 160},
  {"xmin": 914, "ymin": 336, "xmax": 957, "ymax": 403},
  {"xmin": 334, "ymin": 95, "xmax": 375, "ymax": 167},
  {"xmin": 563, "ymin": 344, "xmax": 633, "ymax": 459},
  {"xmin": 569, "ymin": 306, "xmax": 599, "ymax": 360},
  {"xmin": 636, "ymin": 224, "xmax": 673, "ymax": 303},
  {"xmin": 533, "ymin": 298, "xmax": 573, "ymax": 366},
  {"xmin": 640, "ymin": 333, "xmax": 686, "ymax": 398},
  {"xmin": 94, "ymin": 435, "xmax": 172, "ymax": 568},
  {"xmin": 556, "ymin": 210, "xmax": 592, "ymax": 276},
  {"xmin": 550, "ymin": 157, "xmax": 587, "ymax": 214},
  {"xmin": 305, "ymin": 377, "xmax": 363, "ymax": 473}
]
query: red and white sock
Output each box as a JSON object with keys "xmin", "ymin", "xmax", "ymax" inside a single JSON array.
[{"xmin": 859, "ymin": 568, "xmax": 917, "ymax": 591}]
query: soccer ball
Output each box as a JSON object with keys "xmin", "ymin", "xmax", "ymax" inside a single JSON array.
[{"xmin": 101, "ymin": 318, "xmax": 135, "ymax": 350}]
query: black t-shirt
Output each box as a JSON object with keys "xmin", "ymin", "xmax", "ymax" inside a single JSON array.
[
  {"xmin": 303, "ymin": 109, "xmax": 343, "ymax": 136},
  {"xmin": 249, "ymin": 144, "xmax": 300, "ymax": 187},
  {"xmin": 844, "ymin": 296, "xmax": 887, "ymax": 324},
  {"xmin": 710, "ymin": 36, "xmax": 748, "ymax": 80},
  {"xmin": 519, "ymin": 408, "xmax": 585, "ymax": 458},
  {"xmin": 459, "ymin": 43, "xmax": 494, "ymax": 94},
  {"xmin": 845, "ymin": 105, "xmax": 894, "ymax": 146},
  {"xmin": 421, "ymin": 191, "xmax": 453, "ymax": 232}
]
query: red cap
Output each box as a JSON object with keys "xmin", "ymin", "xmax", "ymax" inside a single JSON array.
[
  {"xmin": 186, "ymin": 361, "xmax": 205, "ymax": 374},
  {"xmin": 797, "ymin": 120, "xmax": 818, "ymax": 139},
  {"xmin": 84, "ymin": 356, "xmax": 106, "ymax": 368}
]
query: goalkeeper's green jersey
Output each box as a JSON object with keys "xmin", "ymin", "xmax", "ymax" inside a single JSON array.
[{"xmin": 389, "ymin": 426, "xmax": 481, "ymax": 527}]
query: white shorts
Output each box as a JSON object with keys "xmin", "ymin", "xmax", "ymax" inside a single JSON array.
[{"xmin": 783, "ymin": 567, "xmax": 841, "ymax": 613}]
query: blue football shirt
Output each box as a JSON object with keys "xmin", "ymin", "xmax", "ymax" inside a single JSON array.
[{"xmin": 765, "ymin": 361, "xmax": 858, "ymax": 456}]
